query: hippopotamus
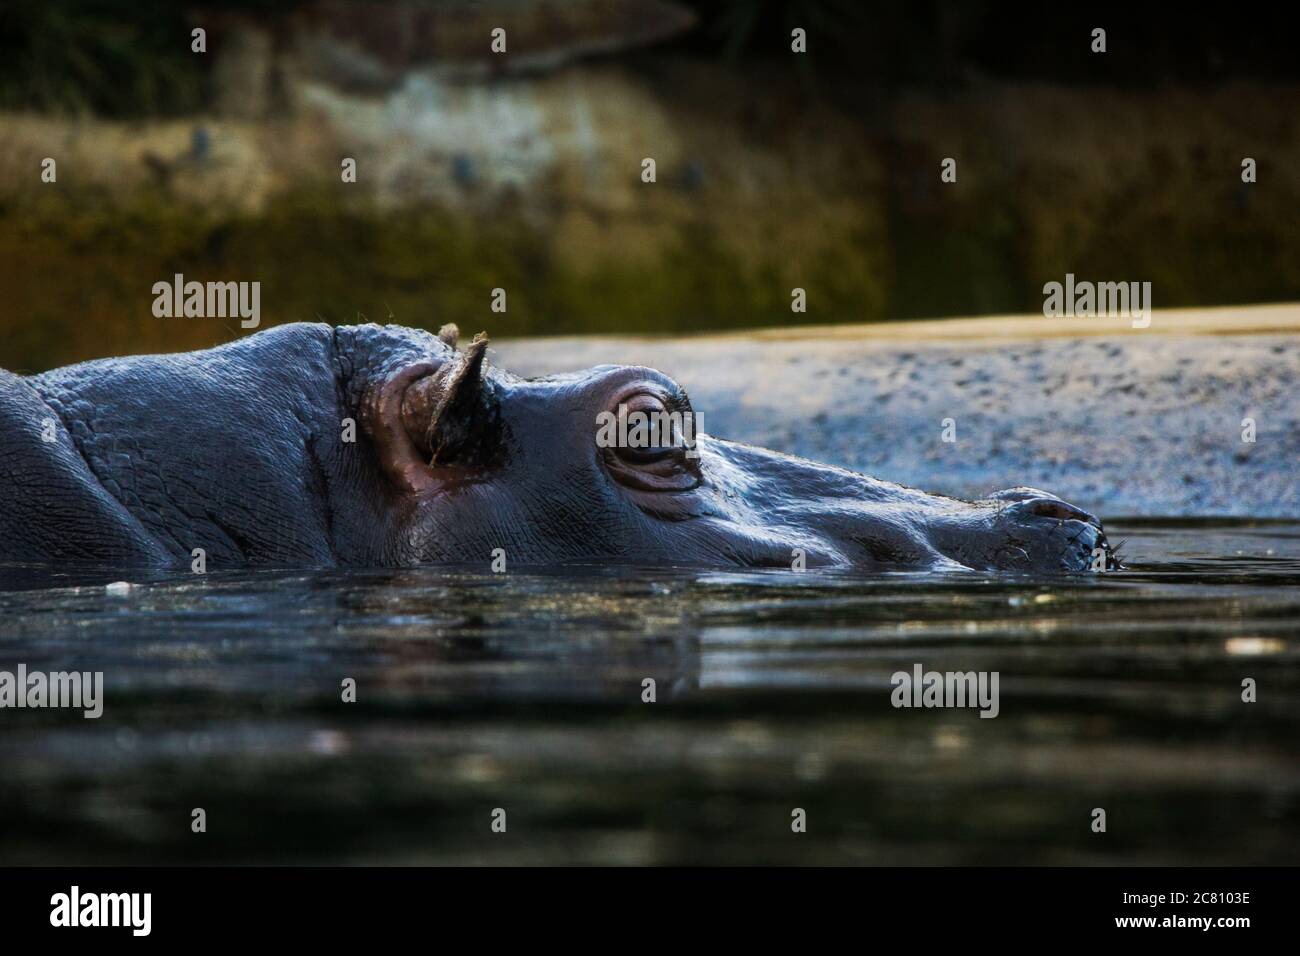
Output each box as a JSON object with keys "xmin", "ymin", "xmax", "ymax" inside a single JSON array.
[{"xmin": 0, "ymin": 322, "xmax": 1113, "ymax": 572}]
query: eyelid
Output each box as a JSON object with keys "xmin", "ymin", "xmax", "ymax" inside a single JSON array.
[
  {"xmin": 609, "ymin": 383, "xmax": 692, "ymax": 417},
  {"xmin": 620, "ymin": 390, "xmax": 669, "ymax": 414},
  {"xmin": 602, "ymin": 445, "xmax": 701, "ymax": 492}
]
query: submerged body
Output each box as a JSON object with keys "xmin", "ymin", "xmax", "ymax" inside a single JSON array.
[{"xmin": 0, "ymin": 323, "xmax": 1112, "ymax": 572}]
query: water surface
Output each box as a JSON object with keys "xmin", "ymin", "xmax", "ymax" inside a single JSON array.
[{"xmin": 1, "ymin": 520, "xmax": 1296, "ymax": 864}]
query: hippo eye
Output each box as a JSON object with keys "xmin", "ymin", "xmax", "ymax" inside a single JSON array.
[
  {"xmin": 598, "ymin": 389, "xmax": 702, "ymax": 493},
  {"xmin": 614, "ymin": 393, "xmax": 676, "ymax": 461}
]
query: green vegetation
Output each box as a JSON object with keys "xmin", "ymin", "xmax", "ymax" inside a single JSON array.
[
  {"xmin": 0, "ymin": 1, "xmax": 207, "ymax": 116},
  {"xmin": 6, "ymin": 151, "xmax": 1300, "ymax": 371},
  {"xmin": 0, "ymin": 186, "xmax": 890, "ymax": 370}
]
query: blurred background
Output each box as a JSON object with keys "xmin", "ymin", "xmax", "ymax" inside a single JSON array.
[{"xmin": 3, "ymin": 0, "xmax": 1300, "ymax": 371}]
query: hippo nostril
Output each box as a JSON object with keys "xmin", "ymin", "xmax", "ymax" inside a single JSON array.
[{"xmin": 1025, "ymin": 498, "xmax": 1096, "ymax": 524}]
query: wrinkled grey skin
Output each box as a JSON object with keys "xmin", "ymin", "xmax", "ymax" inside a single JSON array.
[{"xmin": 0, "ymin": 323, "xmax": 1113, "ymax": 572}]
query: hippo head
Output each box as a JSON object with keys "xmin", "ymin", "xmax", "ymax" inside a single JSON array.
[{"xmin": 353, "ymin": 324, "xmax": 1114, "ymax": 573}]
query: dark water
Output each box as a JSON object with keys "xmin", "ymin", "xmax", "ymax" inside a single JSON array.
[{"xmin": 1, "ymin": 520, "xmax": 1297, "ymax": 865}]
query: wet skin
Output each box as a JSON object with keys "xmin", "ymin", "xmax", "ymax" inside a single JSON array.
[{"xmin": 0, "ymin": 322, "xmax": 1113, "ymax": 572}]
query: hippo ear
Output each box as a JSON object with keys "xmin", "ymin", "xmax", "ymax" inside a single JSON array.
[
  {"xmin": 400, "ymin": 333, "xmax": 499, "ymax": 467},
  {"xmin": 362, "ymin": 332, "xmax": 498, "ymax": 495}
]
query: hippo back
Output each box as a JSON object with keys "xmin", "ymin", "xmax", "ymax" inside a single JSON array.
[
  {"xmin": 1, "ymin": 369, "xmax": 169, "ymax": 566},
  {"xmin": 6, "ymin": 323, "xmax": 346, "ymax": 568}
]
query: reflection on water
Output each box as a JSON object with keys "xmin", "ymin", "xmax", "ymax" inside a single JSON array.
[{"xmin": 1, "ymin": 521, "xmax": 1297, "ymax": 864}]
